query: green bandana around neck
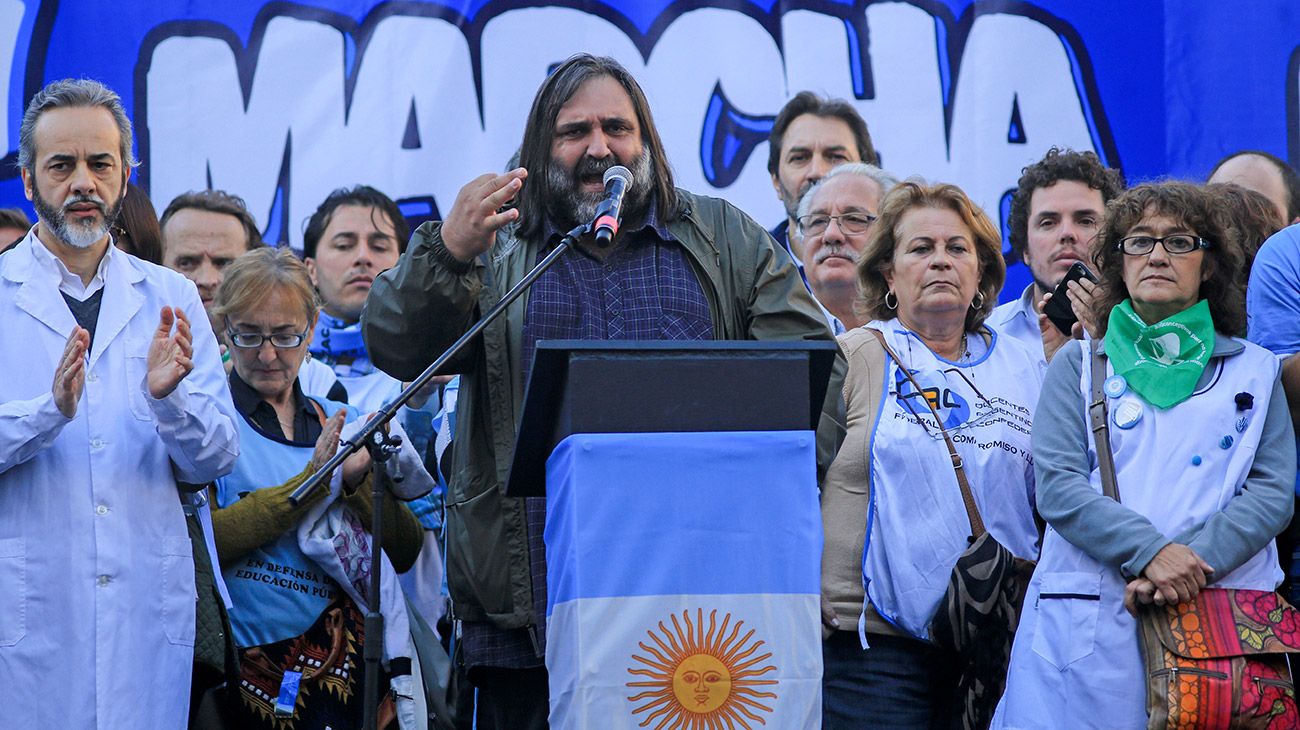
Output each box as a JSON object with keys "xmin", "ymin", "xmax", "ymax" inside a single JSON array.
[{"xmin": 1103, "ymin": 299, "xmax": 1215, "ymax": 409}]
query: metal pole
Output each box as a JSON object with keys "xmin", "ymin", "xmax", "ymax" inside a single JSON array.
[
  {"xmin": 290, "ymin": 223, "xmax": 587, "ymax": 506},
  {"xmin": 361, "ymin": 428, "xmax": 400, "ymax": 730},
  {"xmin": 289, "ymin": 222, "xmax": 588, "ymax": 729}
]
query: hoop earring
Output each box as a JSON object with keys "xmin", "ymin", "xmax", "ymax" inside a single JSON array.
[
  {"xmin": 884, "ymin": 290, "xmax": 899, "ymax": 310},
  {"xmin": 970, "ymin": 292, "xmax": 985, "ymax": 310}
]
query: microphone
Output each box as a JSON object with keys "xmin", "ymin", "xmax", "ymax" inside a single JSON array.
[{"xmin": 592, "ymin": 165, "xmax": 633, "ymax": 247}]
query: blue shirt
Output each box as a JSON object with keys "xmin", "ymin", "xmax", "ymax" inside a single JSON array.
[
  {"xmin": 1247, "ymin": 223, "xmax": 1300, "ymax": 354},
  {"xmin": 216, "ymin": 396, "xmax": 353, "ymax": 647},
  {"xmin": 1246, "ymin": 223, "xmax": 1300, "ymax": 501},
  {"xmin": 987, "ymin": 283, "xmax": 1047, "ymax": 369}
]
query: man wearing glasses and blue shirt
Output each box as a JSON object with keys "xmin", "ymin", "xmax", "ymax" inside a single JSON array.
[{"xmin": 795, "ymin": 163, "xmax": 898, "ymax": 333}]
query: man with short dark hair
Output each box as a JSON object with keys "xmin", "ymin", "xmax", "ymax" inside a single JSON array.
[
  {"xmin": 160, "ymin": 188, "xmax": 262, "ymax": 322},
  {"xmin": 303, "ymin": 185, "xmax": 414, "ymax": 409},
  {"xmin": 989, "ymin": 147, "xmax": 1124, "ymax": 364},
  {"xmin": 301, "ymin": 184, "xmax": 437, "ymax": 501},
  {"xmin": 0, "ymin": 78, "xmax": 237, "ymax": 729},
  {"xmin": 364, "ymin": 54, "xmax": 839, "ymax": 729},
  {"xmin": 767, "ymin": 91, "xmax": 878, "ymax": 267},
  {"xmin": 1208, "ymin": 150, "xmax": 1300, "ymax": 225}
]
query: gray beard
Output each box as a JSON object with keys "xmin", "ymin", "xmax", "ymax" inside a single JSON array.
[
  {"xmin": 546, "ymin": 147, "xmax": 654, "ymax": 231},
  {"xmin": 32, "ymin": 187, "xmax": 120, "ymax": 250}
]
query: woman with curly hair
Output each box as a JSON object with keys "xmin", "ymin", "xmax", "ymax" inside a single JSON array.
[{"xmin": 992, "ymin": 182, "xmax": 1296, "ymax": 728}]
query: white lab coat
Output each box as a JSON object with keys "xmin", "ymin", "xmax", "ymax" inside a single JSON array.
[
  {"xmin": 992, "ymin": 340, "xmax": 1282, "ymax": 729},
  {"xmin": 0, "ymin": 234, "xmax": 239, "ymax": 729}
]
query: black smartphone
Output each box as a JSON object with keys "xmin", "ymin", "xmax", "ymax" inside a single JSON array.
[{"xmin": 1043, "ymin": 262, "xmax": 1099, "ymax": 335}]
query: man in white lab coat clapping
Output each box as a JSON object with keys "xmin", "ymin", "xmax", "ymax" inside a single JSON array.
[{"xmin": 0, "ymin": 78, "xmax": 239, "ymax": 729}]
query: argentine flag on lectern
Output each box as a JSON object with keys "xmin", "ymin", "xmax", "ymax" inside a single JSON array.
[{"xmin": 545, "ymin": 430, "xmax": 823, "ymax": 729}]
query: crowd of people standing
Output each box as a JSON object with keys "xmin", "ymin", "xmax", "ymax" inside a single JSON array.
[{"xmin": 3, "ymin": 51, "xmax": 1300, "ymax": 730}]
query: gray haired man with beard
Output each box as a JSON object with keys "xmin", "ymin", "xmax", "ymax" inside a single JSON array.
[
  {"xmin": 0, "ymin": 79, "xmax": 237, "ymax": 728},
  {"xmin": 363, "ymin": 54, "xmax": 840, "ymax": 729}
]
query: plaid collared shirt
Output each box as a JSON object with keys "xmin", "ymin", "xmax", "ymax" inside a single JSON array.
[{"xmin": 461, "ymin": 202, "xmax": 713, "ymax": 669}]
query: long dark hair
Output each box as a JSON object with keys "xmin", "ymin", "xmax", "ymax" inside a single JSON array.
[
  {"xmin": 514, "ymin": 54, "xmax": 677, "ymax": 241},
  {"xmin": 114, "ymin": 183, "xmax": 163, "ymax": 264},
  {"xmin": 1091, "ymin": 182, "xmax": 1246, "ymax": 336}
]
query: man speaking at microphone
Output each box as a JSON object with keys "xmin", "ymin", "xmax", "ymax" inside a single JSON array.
[{"xmin": 362, "ymin": 54, "xmax": 838, "ymax": 728}]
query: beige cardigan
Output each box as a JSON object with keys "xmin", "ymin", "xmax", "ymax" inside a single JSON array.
[{"xmin": 821, "ymin": 327, "xmax": 905, "ymax": 638}]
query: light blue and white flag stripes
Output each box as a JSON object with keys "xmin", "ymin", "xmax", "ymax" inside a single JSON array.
[{"xmin": 545, "ymin": 430, "xmax": 823, "ymax": 729}]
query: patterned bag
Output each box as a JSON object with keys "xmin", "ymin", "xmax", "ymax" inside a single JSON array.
[
  {"xmin": 871, "ymin": 330, "xmax": 1036, "ymax": 730},
  {"xmin": 1137, "ymin": 589, "xmax": 1300, "ymax": 729},
  {"xmin": 1087, "ymin": 343, "xmax": 1300, "ymax": 730},
  {"xmin": 929, "ymin": 530, "xmax": 1036, "ymax": 728}
]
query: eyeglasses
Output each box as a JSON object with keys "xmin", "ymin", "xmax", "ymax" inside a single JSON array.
[
  {"xmin": 1116, "ymin": 235, "xmax": 1212, "ymax": 255},
  {"xmin": 226, "ymin": 331, "xmax": 308, "ymax": 349},
  {"xmin": 796, "ymin": 212, "xmax": 877, "ymax": 237},
  {"xmin": 224, "ymin": 319, "xmax": 308, "ymax": 349}
]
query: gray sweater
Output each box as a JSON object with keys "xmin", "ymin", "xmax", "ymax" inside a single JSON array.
[{"xmin": 1034, "ymin": 336, "xmax": 1296, "ymax": 579}]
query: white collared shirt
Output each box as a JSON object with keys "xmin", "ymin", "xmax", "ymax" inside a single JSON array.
[{"xmin": 27, "ymin": 228, "xmax": 114, "ymax": 301}]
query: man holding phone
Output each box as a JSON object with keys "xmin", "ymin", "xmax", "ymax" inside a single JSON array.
[{"xmin": 989, "ymin": 147, "xmax": 1125, "ymax": 364}]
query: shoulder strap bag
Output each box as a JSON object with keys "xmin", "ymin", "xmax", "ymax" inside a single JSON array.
[
  {"xmin": 870, "ymin": 329, "xmax": 1036, "ymax": 730},
  {"xmin": 1088, "ymin": 340, "xmax": 1300, "ymax": 729}
]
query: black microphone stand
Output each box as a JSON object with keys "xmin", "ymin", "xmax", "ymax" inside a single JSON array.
[{"xmin": 289, "ymin": 221, "xmax": 590, "ymax": 730}]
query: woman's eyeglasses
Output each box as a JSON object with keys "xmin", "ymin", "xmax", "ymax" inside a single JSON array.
[
  {"xmin": 224, "ymin": 318, "xmax": 308, "ymax": 349},
  {"xmin": 226, "ymin": 331, "xmax": 308, "ymax": 349},
  {"xmin": 1116, "ymin": 235, "xmax": 1211, "ymax": 255}
]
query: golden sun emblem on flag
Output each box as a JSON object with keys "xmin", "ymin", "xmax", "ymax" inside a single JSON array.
[{"xmin": 626, "ymin": 608, "xmax": 778, "ymax": 729}]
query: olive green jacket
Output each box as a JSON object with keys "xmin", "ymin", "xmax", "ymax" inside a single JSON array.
[{"xmin": 363, "ymin": 189, "xmax": 845, "ymax": 628}]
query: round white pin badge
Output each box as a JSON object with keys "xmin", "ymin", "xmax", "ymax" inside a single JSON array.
[{"xmin": 1113, "ymin": 399, "xmax": 1143, "ymax": 429}]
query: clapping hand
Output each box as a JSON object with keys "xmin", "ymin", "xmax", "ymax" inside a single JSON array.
[
  {"xmin": 52, "ymin": 326, "xmax": 90, "ymax": 418},
  {"xmin": 308, "ymin": 410, "xmax": 372, "ymax": 494},
  {"xmin": 340, "ymin": 417, "xmax": 374, "ymax": 493},
  {"xmin": 146, "ymin": 306, "xmax": 194, "ymax": 399},
  {"xmin": 308, "ymin": 411, "xmax": 347, "ymax": 476}
]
